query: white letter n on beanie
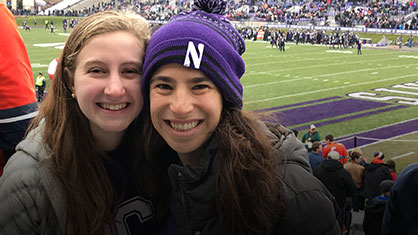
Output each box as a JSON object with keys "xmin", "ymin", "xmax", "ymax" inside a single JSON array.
[{"xmin": 184, "ymin": 41, "xmax": 205, "ymax": 69}]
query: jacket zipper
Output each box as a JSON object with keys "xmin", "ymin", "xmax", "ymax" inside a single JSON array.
[{"xmin": 178, "ymin": 172, "xmax": 192, "ymax": 235}]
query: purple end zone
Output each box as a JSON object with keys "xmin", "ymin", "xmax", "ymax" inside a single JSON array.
[
  {"xmin": 257, "ymin": 96, "xmax": 341, "ymax": 112},
  {"xmin": 337, "ymin": 116, "xmax": 418, "ymax": 149},
  {"xmin": 273, "ymin": 98, "xmax": 391, "ymax": 127}
]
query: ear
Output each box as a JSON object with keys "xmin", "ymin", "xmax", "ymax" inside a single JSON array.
[{"xmin": 64, "ymin": 67, "xmax": 75, "ymax": 94}]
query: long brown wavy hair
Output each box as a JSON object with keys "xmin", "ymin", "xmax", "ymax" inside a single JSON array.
[
  {"xmin": 28, "ymin": 11, "xmax": 150, "ymax": 234},
  {"xmin": 140, "ymin": 103, "xmax": 284, "ymax": 234}
]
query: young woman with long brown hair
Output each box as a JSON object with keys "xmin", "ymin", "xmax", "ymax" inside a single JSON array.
[
  {"xmin": 0, "ymin": 11, "xmax": 156, "ymax": 234},
  {"xmin": 140, "ymin": 0, "xmax": 342, "ymax": 234}
]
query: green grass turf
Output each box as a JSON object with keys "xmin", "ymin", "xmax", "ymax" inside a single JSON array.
[
  {"xmin": 18, "ymin": 18, "xmax": 418, "ymax": 171},
  {"xmin": 19, "ymin": 27, "xmax": 71, "ymax": 88},
  {"xmin": 241, "ymin": 40, "xmax": 418, "ymax": 130},
  {"xmin": 15, "ymin": 15, "xmax": 82, "ymax": 27},
  {"xmin": 240, "ymin": 40, "xmax": 418, "ymax": 170}
]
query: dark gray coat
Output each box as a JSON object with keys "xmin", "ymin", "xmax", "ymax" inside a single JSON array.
[{"xmin": 164, "ymin": 124, "xmax": 341, "ymax": 235}]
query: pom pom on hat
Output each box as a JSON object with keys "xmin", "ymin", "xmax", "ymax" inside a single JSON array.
[
  {"xmin": 374, "ymin": 152, "xmax": 385, "ymax": 159},
  {"xmin": 192, "ymin": 0, "xmax": 227, "ymax": 15},
  {"xmin": 142, "ymin": 0, "xmax": 246, "ymax": 108}
]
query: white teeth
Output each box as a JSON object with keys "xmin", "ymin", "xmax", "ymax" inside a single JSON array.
[
  {"xmin": 100, "ymin": 103, "xmax": 127, "ymax": 111},
  {"xmin": 170, "ymin": 121, "xmax": 199, "ymax": 131}
]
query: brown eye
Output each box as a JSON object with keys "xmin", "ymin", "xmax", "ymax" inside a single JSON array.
[
  {"xmin": 155, "ymin": 84, "xmax": 172, "ymax": 90},
  {"xmin": 192, "ymin": 84, "xmax": 209, "ymax": 90},
  {"xmin": 88, "ymin": 68, "xmax": 105, "ymax": 74},
  {"xmin": 123, "ymin": 68, "xmax": 140, "ymax": 74}
]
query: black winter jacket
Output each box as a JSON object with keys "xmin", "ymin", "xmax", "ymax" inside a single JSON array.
[
  {"xmin": 314, "ymin": 159, "xmax": 356, "ymax": 208},
  {"xmin": 363, "ymin": 163, "xmax": 393, "ymax": 200},
  {"xmin": 162, "ymin": 124, "xmax": 342, "ymax": 235},
  {"xmin": 363, "ymin": 197, "xmax": 387, "ymax": 235}
]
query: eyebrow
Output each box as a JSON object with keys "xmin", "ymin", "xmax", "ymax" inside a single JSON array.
[
  {"xmin": 150, "ymin": 76, "xmax": 172, "ymax": 84},
  {"xmin": 190, "ymin": 77, "xmax": 211, "ymax": 83},
  {"xmin": 122, "ymin": 61, "xmax": 143, "ymax": 68},
  {"xmin": 150, "ymin": 76, "xmax": 211, "ymax": 84},
  {"xmin": 83, "ymin": 60, "xmax": 142, "ymax": 67}
]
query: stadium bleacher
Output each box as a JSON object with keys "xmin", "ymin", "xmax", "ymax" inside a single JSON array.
[{"xmin": 12, "ymin": 0, "xmax": 415, "ymax": 31}]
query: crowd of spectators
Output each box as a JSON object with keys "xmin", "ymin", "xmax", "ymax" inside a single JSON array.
[
  {"xmin": 334, "ymin": 1, "xmax": 417, "ymax": 30},
  {"xmin": 9, "ymin": 0, "xmax": 418, "ymax": 30}
]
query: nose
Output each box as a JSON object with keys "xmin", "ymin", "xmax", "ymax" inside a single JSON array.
[
  {"xmin": 170, "ymin": 88, "xmax": 193, "ymax": 115},
  {"xmin": 104, "ymin": 72, "xmax": 126, "ymax": 97}
]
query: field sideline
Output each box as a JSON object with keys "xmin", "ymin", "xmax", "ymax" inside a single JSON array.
[{"xmin": 18, "ymin": 25, "xmax": 418, "ymax": 171}]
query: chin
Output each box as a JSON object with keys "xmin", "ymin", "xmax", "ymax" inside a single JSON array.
[
  {"xmin": 170, "ymin": 141, "xmax": 202, "ymax": 155},
  {"xmin": 103, "ymin": 124, "xmax": 130, "ymax": 133}
]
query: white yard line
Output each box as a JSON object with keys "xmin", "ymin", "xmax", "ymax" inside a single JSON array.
[
  {"xmin": 245, "ymin": 58, "xmax": 414, "ymax": 77},
  {"xmin": 392, "ymin": 152, "xmax": 416, "ymax": 160},
  {"xmin": 244, "ymin": 73, "xmax": 418, "ymax": 104},
  {"xmin": 245, "ymin": 51, "xmax": 397, "ymax": 67}
]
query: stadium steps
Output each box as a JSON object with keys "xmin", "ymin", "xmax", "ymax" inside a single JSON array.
[
  {"xmin": 62, "ymin": 0, "xmax": 109, "ymax": 11},
  {"xmin": 41, "ymin": 0, "xmax": 83, "ymax": 14}
]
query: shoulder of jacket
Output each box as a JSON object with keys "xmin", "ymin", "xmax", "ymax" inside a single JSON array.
[
  {"xmin": 274, "ymin": 162, "xmax": 340, "ymax": 234},
  {"xmin": 0, "ymin": 136, "xmax": 54, "ymax": 189},
  {"xmin": 16, "ymin": 122, "xmax": 52, "ymax": 162},
  {"xmin": 278, "ymin": 160, "xmax": 328, "ymax": 199},
  {"xmin": 0, "ymin": 150, "xmax": 45, "ymax": 208}
]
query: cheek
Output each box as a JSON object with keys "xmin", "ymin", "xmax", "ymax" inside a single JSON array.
[
  {"xmin": 75, "ymin": 85, "xmax": 100, "ymax": 117},
  {"xmin": 135, "ymin": 94, "xmax": 144, "ymax": 117},
  {"xmin": 149, "ymin": 101, "xmax": 160, "ymax": 130},
  {"xmin": 73, "ymin": 70, "xmax": 89, "ymax": 96},
  {"xmin": 74, "ymin": 82, "xmax": 99, "ymax": 101},
  {"xmin": 208, "ymin": 91, "xmax": 223, "ymax": 125},
  {"xmin": 149, "ymin": 95, "xmax": 162, "ymax": 116},
  {"xmin": 127, "ymin": 81, "xmax": 143, "ymax": 103},
  {"xmin": 213, "ymin": 91, "xmax": 223, "ymax": 113}
]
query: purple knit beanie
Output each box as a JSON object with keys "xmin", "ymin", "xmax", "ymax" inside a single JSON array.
[{"xmin": 142, "ymin": 0, "xmax": 246, "ymax": 108}]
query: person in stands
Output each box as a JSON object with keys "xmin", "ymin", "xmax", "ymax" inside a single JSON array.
[
  {"xmin": 386, "ymin": 159, "xmax": 397, "ymax": 181},
  {"xmin": 322, "ymin": 134, "xmax": 348, "ymax": 164},
  {"xmin": 0, "ymin": 2, "xmax": 38, "ymax": 166},
  {"xmin": 301, "ymin": 124, "xmax": 320, "ymax": 152},
  {"xmin": 308, "ymin": 141, "xmax": 324, "ymax": 171},
  {"xmin": 140, "ymin": 0, "xmax": 341, "ymax": 234},
  {"xmin": 363, "ymin": 152, "xmax": 393, "ymax": 200},
  {"xmin": 314, "ymin": 151, "xmax": 356, "ymax": 232},
  {"xmin": 0, "ymin": 11, "xmax": 156, "ymax": 234},
  {"xmin": 344, "ymin": 151, "xmax": 366, "ymax": 212},
  {"xmin": 382, "ymin": 162, "xmax": 418, "ymax": 235},
  {"xmin": 363, "ymin": 180, "xmax": 394, "ymax": 235}
]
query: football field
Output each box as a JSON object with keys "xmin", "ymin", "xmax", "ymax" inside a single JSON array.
[{"xmin": 20, "ymin": 26, "xmax": 418, "ymax": 171}]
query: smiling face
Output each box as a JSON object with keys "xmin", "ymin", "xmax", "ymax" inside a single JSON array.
[
  {"xmin": 73, "ymin": 31, "xmax": 144, "ymax": 150},
  {"xmin": 149, "ymin": 63, "xmax": 223, "ymax": 161}
]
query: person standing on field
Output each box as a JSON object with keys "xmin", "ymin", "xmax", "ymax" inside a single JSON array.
[{"xmin": 35, "ymin": 72, "xmax": 46, "ymax": 102}]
